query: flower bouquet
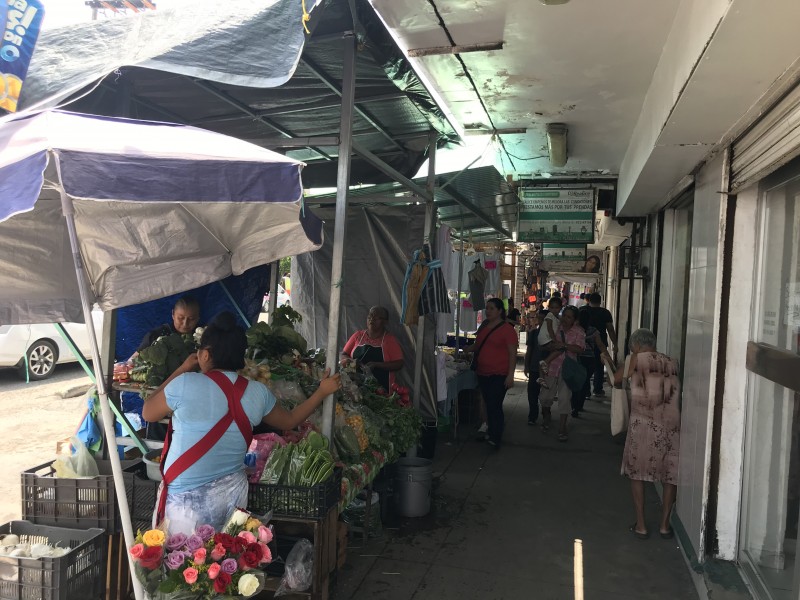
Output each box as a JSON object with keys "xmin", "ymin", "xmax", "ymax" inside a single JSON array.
[{"xmin": 130, "ymin": 509, "xmax": 273, "ymax": 599}]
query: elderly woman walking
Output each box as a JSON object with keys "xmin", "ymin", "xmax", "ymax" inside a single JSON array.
[{"xmin": 615, "ymin": 328, "xmax": 681, "ymax": 539}]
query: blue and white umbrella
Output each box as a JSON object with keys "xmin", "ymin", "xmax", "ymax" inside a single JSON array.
[{"xmin": 0, "ymin": 109, "xmax": 322, "ymax": 325}]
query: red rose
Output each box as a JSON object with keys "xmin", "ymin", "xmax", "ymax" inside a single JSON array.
[
  {"xmin": 213, "ymin": 533, "xmax": 235, "ymax": 550},
  {"xmin": 138, "ymin": 546, "xmax": 163, "ymax": 570},
  {"xmin": 238, "ymin": 545, "xmax": 262, "ymax": 570},
  {"xmin": 229, "ymin": 537, "xmax": 245, "ymax": 554},
  {"xmin": 213, "ymin": 571, "xmax": 231, "ymax": 593}
]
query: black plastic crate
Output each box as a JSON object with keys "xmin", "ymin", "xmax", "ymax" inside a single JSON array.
[
  {"xmin": 0, "ymin": 520, "xmax": 105, "ymax": 600},
  {"xmin": 248, "ymin": 467, "xmax": 342, "ymax": 520},
  {"xmin": 21, "ymin": 460, "xmax": 137, "ymax": 533},
  {"xmin": 121, "ymin": 461, "xmax": 159, "ymax": 534}
]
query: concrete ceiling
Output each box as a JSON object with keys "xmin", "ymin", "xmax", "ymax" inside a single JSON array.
[
  {"xmin": 367, "ymin": 0, "xmax": 800, "ymax": 217},
  {"xmin": 367, "ymin": 0, "xmax": 682, "ymax": 180}
]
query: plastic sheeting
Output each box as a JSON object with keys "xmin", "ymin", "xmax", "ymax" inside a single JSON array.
[
  {"xmin": 0, "ymin": 110, "xmax": 322, "ymax": 325},
  {"xmin": 19, "ymin": 0, "xmax": 323, "ymax": 112},
  {"xmin": 293, "ymin": 205, "xmax": 438, "ymax": 421}
]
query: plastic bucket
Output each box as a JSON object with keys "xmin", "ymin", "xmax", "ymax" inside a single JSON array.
[{"xmin": 394, "ymin": 457, "xmax": 432, "ymax": 517}]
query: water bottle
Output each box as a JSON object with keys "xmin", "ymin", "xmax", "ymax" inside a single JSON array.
[{"xmin": 244, "ymin": 452, "xmax": 257, "ymax": 476}]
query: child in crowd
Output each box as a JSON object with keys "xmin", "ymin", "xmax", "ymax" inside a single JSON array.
[{"xmin": 536, "ymin": 297, "xmax": 563, "ymax": 388}]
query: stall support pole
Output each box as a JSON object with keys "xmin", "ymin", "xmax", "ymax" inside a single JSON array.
[
  {"xmin": 54, "ymin": 155, "xmax": 143, "ymax": 600},
  {"xmin": 408, "ymin": 131, "xmax": 437, "ymax": 456},
  {"xmin": 322, "ymin": 32, "xmax": 356, "ymax": 442},
  {"xmin": 268, "ymin": 260, "xmax": 280, "ymax": 318}
]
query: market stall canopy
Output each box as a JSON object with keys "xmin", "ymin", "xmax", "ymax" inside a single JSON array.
[
  {"xmin": 18, "ymin": 0, "xmax": 458, "ymax": 189},
  {"xmin": 304, "ymin": 166, "xmax": 519, "ymax": 241},
  {"xmin": 0, "ymin": 110, "xmax": 322, "ymax": 326}
]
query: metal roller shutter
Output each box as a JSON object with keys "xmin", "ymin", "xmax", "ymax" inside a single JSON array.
[{"xmin": 730, "ymin": 84, "xmax": 800, "ymax": 191}]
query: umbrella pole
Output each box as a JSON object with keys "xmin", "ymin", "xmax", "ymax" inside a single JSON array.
[
  {"xmin": 322, "ymin": 32, "xmax": 356, "ymax": 442},
  {"xmin": 54, "ymin": 155, "xmax": 144, "ymax": 600},
  {"xmin": 410, "ymin": 131, "xmax": 438, "ymax": 451}
]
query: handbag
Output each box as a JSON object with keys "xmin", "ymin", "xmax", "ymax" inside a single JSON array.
[
  {"xmin": 559, "ymin": 331, "xmax": 587, "ymax": 392},
  {"xmin": 610, "ymin": 355, "xmax": 632, "ymax": 436},
  {"xmin": 470, "ymin": 322, "xmax": 503, "ymax": 371}
]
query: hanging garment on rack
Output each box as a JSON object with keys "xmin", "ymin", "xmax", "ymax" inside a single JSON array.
[
  {"xmin": 468, "ymin": 260, "xmax": 489, "ymax": 310},
  {"xmin": 458, "ymin": 298, "xmax": 478, "ymax": 332},
  {"xmin": 436, "ymin": 228, "xmax": 454, "ymax": 344},
  {"xmin": 418, "ymin": 243, "xmax": 450, "ymax": 317},
  {"xmin": 402, "ymin": 247, "xmax": 430, "ymax": 326},
  {"xmin": 482, "ymin": 251, "xmax": 502, "ymax": 296}
]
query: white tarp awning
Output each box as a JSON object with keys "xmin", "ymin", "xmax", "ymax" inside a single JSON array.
[{"xmin": 0, "ymin": 110, "xmax": 323, "ymax": 325}]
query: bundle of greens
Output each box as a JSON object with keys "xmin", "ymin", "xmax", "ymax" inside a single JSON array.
[
  {"xmin": 129, "ymin": 333, "xmax": 197, "ymax": 388},
  {"xmin": 245, "ymin": 321, "xmax": 307, "ymax": 361},
  {"xmin": 259, "ymin": 431, "xmax": 335, "ymax": 488},
  {"xmin": 361, "ymin": 387, "xmax": 423, "ymax": 457}
]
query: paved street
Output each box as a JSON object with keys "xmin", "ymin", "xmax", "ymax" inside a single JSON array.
[{"xmin": 0, "ymin": 363, "xmax": 93, "ymax": 524}]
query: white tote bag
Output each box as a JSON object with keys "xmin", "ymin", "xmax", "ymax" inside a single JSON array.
[{"xmin": 610, "ymin": 355, "xmax": 631, "ymax": 436}]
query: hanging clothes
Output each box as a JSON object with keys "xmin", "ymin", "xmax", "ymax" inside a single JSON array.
[
  {"xmin": 418, "ymin": 243, "xmax": 450, "ymax": 317},
  {"xmin": 482, "ymin": 251, "xmax": 502, "ymax": 296},
  {"xmin": 468, "ymin": 259, "xmax": 489, "ymax": 310},
  {"xmin": 401, "ymin": 247, "xmax": 430, "ymax": 326}
]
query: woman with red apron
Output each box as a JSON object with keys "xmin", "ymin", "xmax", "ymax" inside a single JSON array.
[
  {"xmin": 143, "ymin": 312, "xmax": 341, "ymax": 534},
  {"xmin": 340, "ymin": 306, "xmax": 404, "ymax": 391}
]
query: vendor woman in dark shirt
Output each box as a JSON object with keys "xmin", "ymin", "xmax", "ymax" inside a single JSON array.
[
  {"xmin": 136, "ymin": 296, "xmax": 201, "ymax": 353},
  {"xmin": 339, "ymin": 306, "xmax": 404, "ymax": 391}
]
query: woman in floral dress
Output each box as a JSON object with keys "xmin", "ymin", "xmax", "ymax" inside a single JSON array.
[{"xmin": 615, "ymin": 328, "xmax": 681, "ymax": 539}]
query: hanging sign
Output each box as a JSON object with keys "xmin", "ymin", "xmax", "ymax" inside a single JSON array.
[
  {"xmin": 518, "ymin": 188, "xmax": 594, "ymax": 243},
  {"xmin": 1, "ymin": 0, "xmax": 45, "ymax": 113},
  {"xmin": 540, "ymin": 244, "xmax": 586, "ymax": 272}
]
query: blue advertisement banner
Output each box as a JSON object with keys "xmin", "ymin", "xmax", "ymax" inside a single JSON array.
[{"xmin": 1, "ymin": 0, "xmax": 45, "ymax": 112}]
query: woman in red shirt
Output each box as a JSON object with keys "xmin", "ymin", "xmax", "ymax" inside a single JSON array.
[{"xmin": 465, "ymin": 298, "xmax": 518, "ymax": 448}]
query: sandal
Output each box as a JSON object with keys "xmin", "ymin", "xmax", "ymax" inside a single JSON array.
[
  {"xmin": 629, "ymin": 524, "xmax": 649, "ymax": 540},
  {"xmin": 659, "ymin": 527, "xmax": 674, "ymax": 539}
]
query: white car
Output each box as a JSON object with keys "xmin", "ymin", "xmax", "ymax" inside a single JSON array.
[
  {"xmin": 0, "ymin": 311, "xmax": 104, "ymax": 380},
  {"xmin": 263, "ymin": 285, "xmax": 291, "ymax": 311}
]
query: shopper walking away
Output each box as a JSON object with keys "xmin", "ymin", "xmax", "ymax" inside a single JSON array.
[
  {"xmin": 463, "ymin": 298, "xmax": 518, "ymax": 448},
  {"xmin": 523, "ymin": 311, "xmax": 543, "ymax": 425},
  {"xmin": 538, "ymin": 306, "xmax": 586, "ymax": 442},
  {"xmin": 574, "ymin": 309, "xmax": 611, "ymax": 416},
  {"xmin": 614, "ymin": 328, "xmax": 681, "ymax": 540},
  {"xmin": 584, "ymin": 293, "xmax": 617, "ymax": 396}
]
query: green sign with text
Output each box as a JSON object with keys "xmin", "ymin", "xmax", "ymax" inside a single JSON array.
[{"xmin": 518, "ymin": 188, "xmax": 594, "ymax": 242}]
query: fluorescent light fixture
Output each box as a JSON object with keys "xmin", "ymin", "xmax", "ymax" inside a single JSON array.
[
  {"xmin": 408, "ymin": 41, "xmax": 504, "ymax": 58},
  {"xmin": 546, "ymin": 123, "xmax": 568, "ymax": 167},
  {"xmin": 540, "ymin": 0, "xmax": 571, "ymax": 4}
]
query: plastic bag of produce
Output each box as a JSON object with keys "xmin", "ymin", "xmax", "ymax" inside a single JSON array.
[
  {"xmin": 275, "ymin": 538, "xmax": 313, "ymax": 597},
  {"xmin": 248, "ymin": 433, "xmax": 287, "ymax": 483},
  {"xmin": 52, "ymin": 436, "xmax": 100, "ymax": 478},
  {"xmin": 268, "ymin": 379, "xmax": 308, "ymax": 407}
]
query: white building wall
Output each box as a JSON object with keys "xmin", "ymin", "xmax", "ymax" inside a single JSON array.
[
  {"xmin": 714, "ymin": 185, "xmax": 758, "ymax": 560},
  {"xmin": 677, "ymin": 152, "xmax": 727, "ymax": 557}
]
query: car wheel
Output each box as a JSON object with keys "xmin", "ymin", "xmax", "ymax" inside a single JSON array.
[{"xmin": 19, "ymin": 340, "xmax": 58, "ymax": 380}]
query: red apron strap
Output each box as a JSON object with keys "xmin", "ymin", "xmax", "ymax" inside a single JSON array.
[
  {"xmin": 155, "ymin": 371, "xmax": 252, "ymax": 523},
  {"xmin": 205, "ymin": 371, "xmax": 253, "ymax": 447}
]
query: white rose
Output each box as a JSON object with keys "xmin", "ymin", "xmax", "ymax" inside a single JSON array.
[
  {"xmin": 232, "ymin": 509, "xmax": 249, "ymax": 526},
  {"xmin": 237, "ymin": 573, "xmax": 260, "ymax": 597}
]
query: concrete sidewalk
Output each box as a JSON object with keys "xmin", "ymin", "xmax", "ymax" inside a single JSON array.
[{"xmin": 333, "ymin": 365, "xmax": 701, "ymax": 599}]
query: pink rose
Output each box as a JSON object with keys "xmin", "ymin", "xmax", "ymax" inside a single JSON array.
[
  {"xmin": 207, "ymin": 563, "xmax": 221, "ymax": 579},
  {"xmin": 258, "ymin": 542, "xmax": 272, "ymax": 564},
  {"xmin": 183, "ymin": 567, "xmax": 198, "ymax": 584},
  {"xmin": 237, "ymin": 531, "xmax": 256, "ymax": 544},
  {"xmin": 193, "ymin": 548, "xmax": 206, "ymax": 565},
  {"xmin": 129, "ymin": 543, "xmax": 144, "ymax": 560},
  {"xmin": 210, "ymin": 543, "xmax": 226, "ymax": 561},
  {"xmin": 257, "ymin": 525, "xmax": 273, "ymax": 544}
]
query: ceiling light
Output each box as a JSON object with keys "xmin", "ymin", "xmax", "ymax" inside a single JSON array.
[
  {"xmin": 546, "ymin": 123, "xmax": 568, "ymax": 167},
  {"xmin": 540, "ymin": 0, "xmax": 570, "ymax": 4}
]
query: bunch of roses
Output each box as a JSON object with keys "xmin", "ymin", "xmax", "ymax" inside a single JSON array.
[{"xmin": 130, "ymin": 512, "xmax": 274, "ymax": 598}]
